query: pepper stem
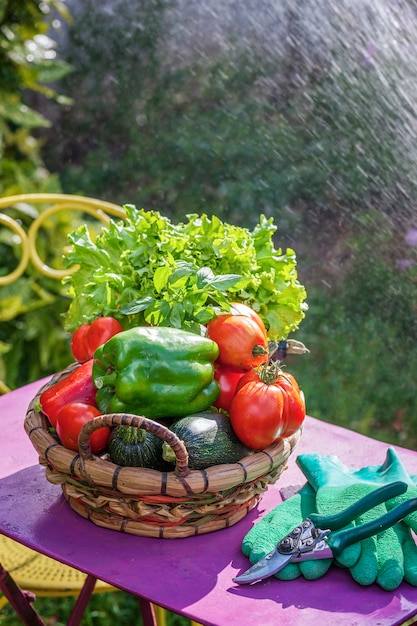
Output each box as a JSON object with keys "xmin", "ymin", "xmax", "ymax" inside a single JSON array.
[{"xmin": 94, "ymin": 371, "xmax": 117, "ymax": 389}]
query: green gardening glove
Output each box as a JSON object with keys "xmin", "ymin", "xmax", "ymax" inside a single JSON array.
[
  {"xmin": 332, "ymin": 448, "xmax": 417, "ymax": 533},
  {"xmin": 297, "ymin": 451, "xmax": 417, "ymax": 590},
  {"xmin": 242, "ymin": 483, "xmax": 332, "ymax": 581}
]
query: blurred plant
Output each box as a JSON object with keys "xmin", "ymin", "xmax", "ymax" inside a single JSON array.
[
  {"xmin": 289, "ymin": 218, "xmax": 417, "ymax": 448},
  {"xmin": 0, "ymin": 0, "xmax": 72, "ymax": 195},
  {"xmin": 37, "ymin": 1, "xmax": 417, "ymax": 236},
  {"xmin": 0, "ymin": 1, "xmax": 79, "ymax": 390},
  {"xmin": 39, "ymin": 0, "xmax": 171, "ymax": 205}
]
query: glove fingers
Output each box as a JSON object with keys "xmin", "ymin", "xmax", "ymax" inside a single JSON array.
[
  {"xmin": 376, "ymin": 526, "xmax": 404, "ymax": 591},
  {"xmin": 346, "ymin": 508, "xmax": 415, "ymax": 590},
  {"xmin": 299, "ymin": 558, "xmax": 332, "ymax": 580},
  {"xmin": 399, "ymin": 526, "xmax": 417, "ymax": 586},
  {"xmin": 348, "ymin": 536, "xmax": 377, "ymax": 586},
  {"xmin": 337, "ymin": 503, "xmax": 381, "ymax": 575},
  {"xmin": 335, "ymin": 540, "xmax": 362, "ymax": 568},
  {"xmin": 244, "ymin": 535, "xmax": 278, "ymax": 564},
  {"xmin": 242, "ymin": 484, "xmax": 316, "ymax": 566},
  {"xmin": 276, "ymin": 558, "xmax": 333, "ymax": 581},
  {"xmin": 275, "ymin": 563, "xmax": 302, "ymax": 580}
]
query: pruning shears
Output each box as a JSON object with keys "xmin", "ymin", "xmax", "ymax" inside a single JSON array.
[
  {"xmin": 233, "ymin": 481, "xmax": 417, "ymax": 585},
  {"xmin": 269, "ymin": 339, "xmax": 309, "ymax": 362}
]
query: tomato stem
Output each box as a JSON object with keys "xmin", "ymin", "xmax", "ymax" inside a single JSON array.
[
  {"xmin": 251, "ymin": 344, "xmax": 268, "ymax": 357},
  {"xmin": 256, "ymin": 361, "xmax": 282, "ymax": 384},
  {"xmin": 253, "ymin": 360, "xmax": 299, "ymax": 387}
]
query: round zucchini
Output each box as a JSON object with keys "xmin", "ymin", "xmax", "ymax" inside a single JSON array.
[
  {"xmin": 162, "ymin": 411, "xmax": 252, "ymax": 470},
  {"xmin": 108, "ymin": 425, "xmax": 171, "ymax": 470}
]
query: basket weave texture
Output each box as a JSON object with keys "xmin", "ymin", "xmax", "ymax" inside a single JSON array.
[{"xmin": 24, "ymin": 365, "xmax": 301, "ymax": 538}]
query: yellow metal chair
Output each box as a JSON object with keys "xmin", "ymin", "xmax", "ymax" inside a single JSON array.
[
  {"xmin": 0, "ymin": 193, "xmax": 185, "ymax": 626},
  {"xmin": 0, "ymin": 533, "xmax": 170, "ymax": 626},
  {"xmin": 0, "ymin": 535, "xmax": 119, "ymax": 622},
  {"xmin": 0, "ymin": 192, "xmax": 127, "ymax": 285}
]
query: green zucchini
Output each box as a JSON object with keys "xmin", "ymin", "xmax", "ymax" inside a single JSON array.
[
  {"xmin": 108, "ymin": 425, "xmax": 171, "ymax": 470},
  {"xmin": 162, "ymin": 411, "xmax": 252, "ymax": 470}
]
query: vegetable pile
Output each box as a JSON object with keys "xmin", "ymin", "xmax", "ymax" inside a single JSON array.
[
  {"xmin": 39, "ymin": 310, "xmax": 306, "ymax": 465},
  {"xmin": 38, "ymin": 208, "xmax": 308, "ymax": 468}
]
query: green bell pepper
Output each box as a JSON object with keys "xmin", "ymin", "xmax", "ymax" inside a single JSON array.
[{"xmin": 92, "ymin": 326, "xmax": 220, "ymax": 420}]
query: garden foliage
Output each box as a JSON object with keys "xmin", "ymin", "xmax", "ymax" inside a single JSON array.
[{"xmin": 0, "ymin": 0, "xmax": 76, "ymax": 389}]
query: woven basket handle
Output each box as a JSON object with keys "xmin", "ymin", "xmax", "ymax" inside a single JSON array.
[{"xmin": 78, "ymin": 413, "xmax": 190, "ymax": 477}]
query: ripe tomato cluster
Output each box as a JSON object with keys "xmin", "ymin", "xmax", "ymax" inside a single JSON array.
[
  {"xmin": 207, "ymin": 302, "xmax": 269, "ymax": 412},
  {"xmin": 207, "ymin": 303, "xmax": 306, "ymax": 450}
]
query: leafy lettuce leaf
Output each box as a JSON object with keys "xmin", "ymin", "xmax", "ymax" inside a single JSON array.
[{"xmin": 63, "ymin": 206, "xmax": 307, "ymax": 338}]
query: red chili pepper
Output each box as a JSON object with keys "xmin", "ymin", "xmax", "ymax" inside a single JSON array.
[
  {"xmin": 39, "ymin": 360, "xmax": 97, "ymax": 428},
  {"xmin": 71, "ymin": 317, "xmax": 124, "ymax": 363}
]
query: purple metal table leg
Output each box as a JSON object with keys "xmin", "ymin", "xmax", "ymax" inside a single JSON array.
[
  {"xmin": 66, "ymin": 574, "xmax": 98, "ymax": 626},
  {"xmin": 1, "ymin": 563, "xmax": 159, "ymax": 626},
  {"xmin": 0, "ymin": 562, "xmax": 45, "ymax": 626},
  {"xmin": 66, "ymin": 574, "xmax": 159, "ymax": 626},
  {"xmin": 138, "ymin": 597, "xmax": 158, "ymax": 626}
]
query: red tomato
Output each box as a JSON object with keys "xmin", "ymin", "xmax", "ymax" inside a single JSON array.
[
  {"xmin": 229, "ymin": 302, "xmax": 267, "ymax": 333},
  {"xmin": 70, "ymin": 324, "xmax": 91, "ymax": 363},
  {"xmin": 229, "ymin": 381, "xmax": 286, "ymax": 450},
  {"xmin": 206, "ymin": 313, "xmax": 268, "ymax": 370},
  {"xmin": 213, "ymin": 365, "xmax": 246, "ymax": 412},
  {"xmin": 236, "ymin": 367, "xmax": 301, "ymax": 396},
  {"xmin": 281, "ymin": 383, "xmax": 306, "ymax": 436},
  {"xmin": 71, "ymin": 317, "xmax": 123, "ymax": 363},
  {"xmin": 55, "ymin": 402, "xmax": 110, "ymax": 454},
  {"xmin": 230, "ymin": 365, "xmax": 305, "ymax": 449},
  {"xmin": 278, "ymin": 371, "xmax": 301, "ymax": 396}
]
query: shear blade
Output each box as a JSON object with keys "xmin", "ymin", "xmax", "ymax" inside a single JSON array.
[{"xmin": 233, "ymin": 549, "xmax": 292, "ymax": 584}]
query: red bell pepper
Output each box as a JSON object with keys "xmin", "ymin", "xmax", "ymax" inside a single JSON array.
[{"xmin": 39, "ymin": 359, "xmax": 97, "ymax": 428}]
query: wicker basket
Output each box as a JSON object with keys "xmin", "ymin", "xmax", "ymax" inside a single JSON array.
[{"xmin": 24, "ymin": 366, "xmax": 301, "ymax": 538}]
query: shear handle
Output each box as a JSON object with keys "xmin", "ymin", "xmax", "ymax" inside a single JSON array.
[
  {"xmin": 309, "ymin": 481, "xmax": 408, "ymax": 532},
  {"xmin": 327, "ymin": 496, "xmax": 417, "ymax": 558}
]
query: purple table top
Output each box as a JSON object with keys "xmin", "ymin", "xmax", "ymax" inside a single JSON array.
[{"xmin": 2, "ymin": 377, "xmax": 417, "ymax": 626}]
